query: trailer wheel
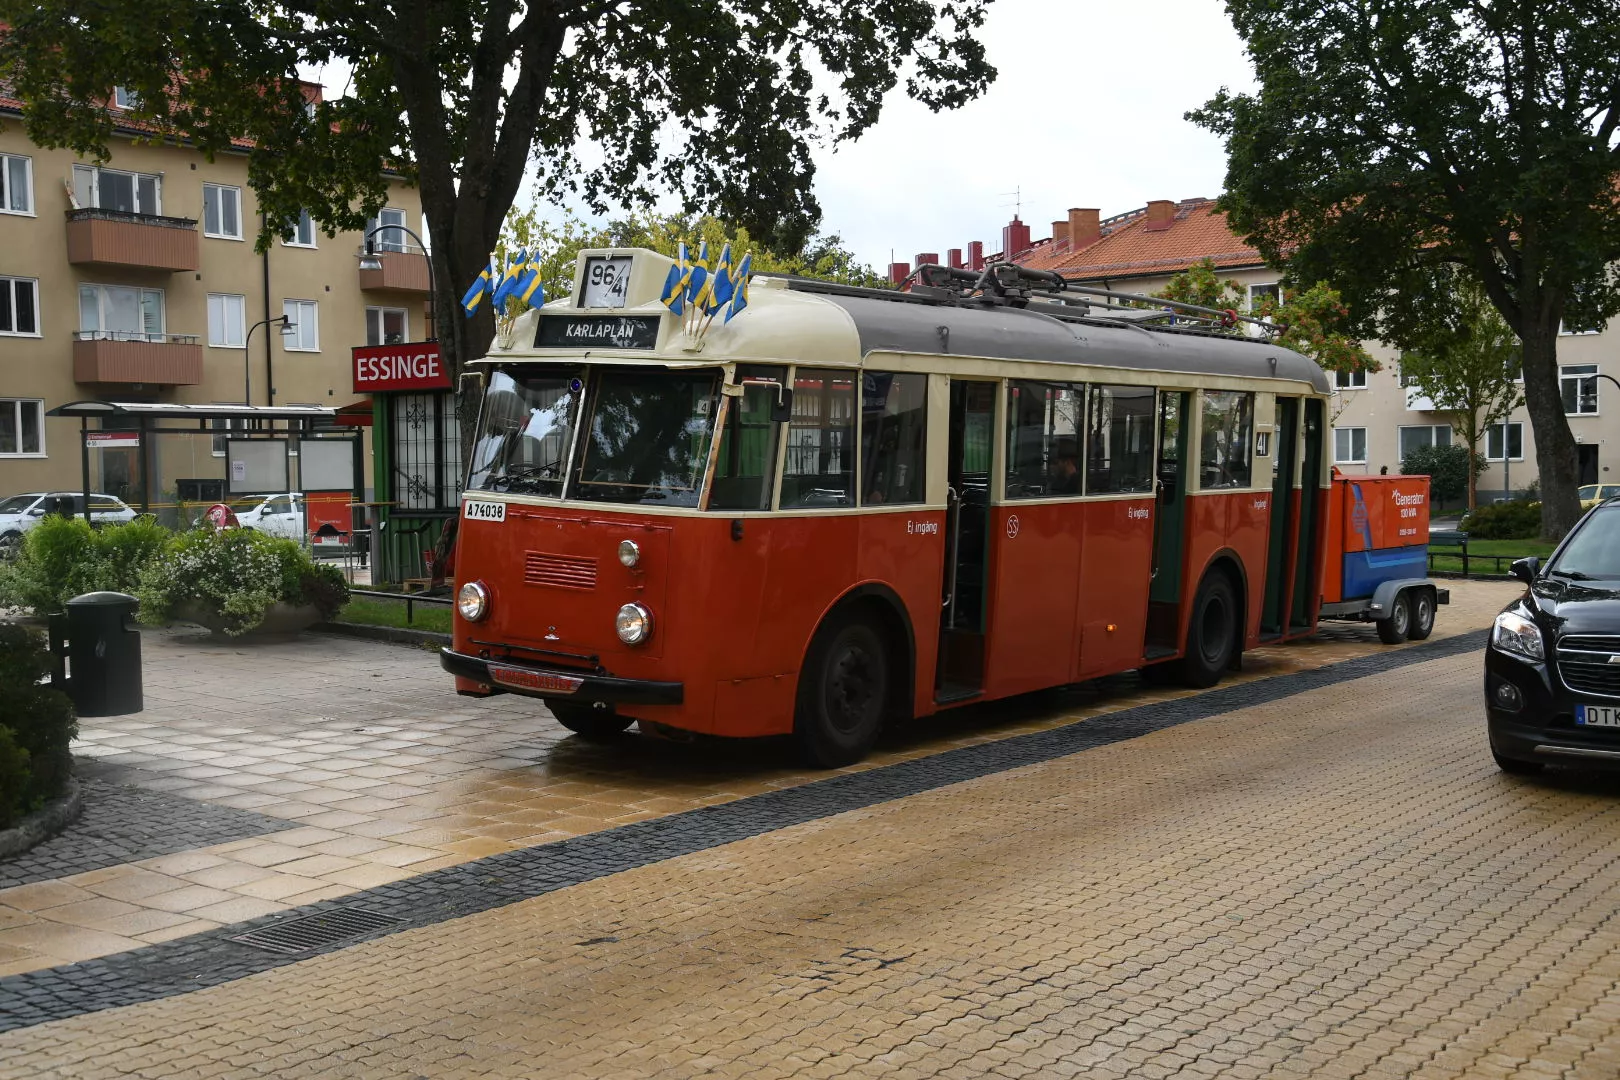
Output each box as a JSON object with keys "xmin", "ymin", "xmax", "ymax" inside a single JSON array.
[
  {"xmin": 1407, "ymin": 587, "xmax": 1436, "ymax": 640},
  {"xmin": 1176, "ymin": 571, "xmax": 1239, "ymax": 688},
  {"xmin": 549, "ymin": 702, "xmax": 633, "ymax": 741},
  {"xmin": 1376, "ymin": 591, "xmax": 1411, "ymax": 644},
  {"xmin": 794, "ymin": 614, "xmax": 889, "ymax": 767}
]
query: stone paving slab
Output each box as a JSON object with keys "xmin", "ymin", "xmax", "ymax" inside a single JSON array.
[
  {"xmin": 0, "ymin": 581, "xmax": 1521, "ymax": 977},
  {"xmin": 5, "ymin": 624, "xmax": 1619, "ymax": 1077}
]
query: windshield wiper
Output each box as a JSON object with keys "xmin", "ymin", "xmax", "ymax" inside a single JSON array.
[{"xmin": 1548, "ymin": 568, "xmax": 1597, "ymax": 581}]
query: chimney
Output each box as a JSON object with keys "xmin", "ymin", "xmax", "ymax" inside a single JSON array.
[
  {"xmin": 1069, "ymin": 208, "xmax": 1100, "ymax": 248},
  {"xmin": 915, "ymin": 252, "xmax": 940, "ymax": 268},
  {"xmin": 1144, "ymin": 200, "xmax": 1176, "ymax": 232},
  {"xmin": 1002, "ymin": 217, "xmax": 1032, "ymax": 261},
  {"xmin": 947, "ymin": 248, "xmax": 964, "ymax": 269},
  {"xmin": 968, "ymin": 241, "xmax": 985, "ymax": 271},
  {"xmin": 888, "ymin": 261, "xmax": 911, "ymax": 285},
  {"xmin": 1051, "ymin": 221, "xmax": 1070, "ymax": 248}
]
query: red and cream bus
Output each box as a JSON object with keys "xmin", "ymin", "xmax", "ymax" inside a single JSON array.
[{"xmin": 441, "ymin": 250, "xmax": 1333, "ymax": 765}]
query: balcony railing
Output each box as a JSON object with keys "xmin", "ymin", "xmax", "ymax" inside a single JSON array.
[
  {"xmin": 72, "ymin": 331, "xmax": 203, "ymax": 385},
  {"xmin": 66, "ymin": 207, "xmax": 200, "ymax": 272},
  {"xmin": 358, "ymin": 246, "xmax": 431, "ymax": 294}
]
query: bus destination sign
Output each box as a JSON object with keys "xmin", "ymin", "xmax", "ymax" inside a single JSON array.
[{"xmin": 535, "ymin": 315, "xmax": 660, "ymax": 350}]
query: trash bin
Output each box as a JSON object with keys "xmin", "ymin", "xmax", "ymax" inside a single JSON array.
[{"xmin": 62, "ymin": 591, "xmax": 143, "ymax": 717}]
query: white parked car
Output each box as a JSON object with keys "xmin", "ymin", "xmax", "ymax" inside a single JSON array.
[
  {"xmin": 0, "ymin": 492, "xmax": 138, "ymax": 555},
  {"xmin": 235, "ymin": 492, "xmax": 306, "ymax": 542}
]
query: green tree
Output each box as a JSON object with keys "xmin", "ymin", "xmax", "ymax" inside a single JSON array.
[
  {"xmin": 0, "ymin": 0, "xmax": 995, "ymax": 432},
  {"xmin": 1400, "ymin": 443, "xmax": 1475, "ymax": 509},
  {"xmin": 1191, "ymin": 1, "xmax": 1620, "ymax": 539},
  {"xmin": 1398, "ymin": 281, "xmax": 1524, "ymax": 510},
  {"xmin": 1154, "ymin": 259, "xmax": 1373, "ymax": 377}
]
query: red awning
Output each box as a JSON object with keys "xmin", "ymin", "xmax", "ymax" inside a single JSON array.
[{"xmin": 332, "ymin": 399, "xmax": 374, "ymax": 427}]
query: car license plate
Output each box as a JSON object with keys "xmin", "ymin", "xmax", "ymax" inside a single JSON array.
[
  {"xmin": 463, "ymin": 500, "xmax": 506, "ymax": 523},
  {"xmin": 1576, "ymin": 704, "xmax": 1620, "ymax": 727}
]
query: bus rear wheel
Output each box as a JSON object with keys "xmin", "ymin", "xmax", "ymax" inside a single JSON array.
[
  {"xmin": 1177, "ymin": 572, "xmax": 1239, "ymax": 688},
  {"xmin": 549, "ymin": 702, "xmax": 633, "ymax": 741},
  {"xmin": 795, "ymin": 616, "xmax": 890, "ymax": 767}
]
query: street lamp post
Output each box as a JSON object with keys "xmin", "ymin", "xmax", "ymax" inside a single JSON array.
[
  {"xmin": 359, "ymin": 225, "xmax": 436, "ymax": 341},
  {"xmin": 243, "ymin": 314, "xmax": 296, "ymax": 405}
]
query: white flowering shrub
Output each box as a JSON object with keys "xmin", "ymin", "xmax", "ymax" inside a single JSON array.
[{"xmin": 136, "ymin": 527, "xmax": 349, "ymax": 636}]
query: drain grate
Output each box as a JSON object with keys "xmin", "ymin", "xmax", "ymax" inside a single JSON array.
[{"xmin": 229, "ymin": 907, "xmax": 403, "ymax": 955}]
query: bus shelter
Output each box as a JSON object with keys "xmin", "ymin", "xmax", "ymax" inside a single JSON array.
[{"xmin": 44, "ymin": 400, "xmax": 363, "ymax": 539}]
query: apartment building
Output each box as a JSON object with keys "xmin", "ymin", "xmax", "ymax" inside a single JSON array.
[
  {"xmin": 906, "ymin": 198, "xmax": 1614, "ymax": 503},
  {"xmin": 0, "ymin": 86, "xmax": 430, "ymax": 506}
]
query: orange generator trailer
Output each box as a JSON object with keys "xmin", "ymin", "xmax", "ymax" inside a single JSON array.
[{"xmin": 1318, "ymin": 471, "xmax": 1449, "ymax": 643}]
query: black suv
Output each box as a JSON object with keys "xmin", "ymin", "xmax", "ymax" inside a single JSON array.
[{"xmin": 1487, "ymin": 500, "xmax": 1620, "ymax": 774}]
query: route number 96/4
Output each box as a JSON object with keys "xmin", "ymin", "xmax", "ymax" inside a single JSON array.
[{"xmin": 580, "ymin": 256, "xmax": 632, "ymax": 308}]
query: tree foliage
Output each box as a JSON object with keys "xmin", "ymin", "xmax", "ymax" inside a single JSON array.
[
  {"xmin": 1154, "ymin": 259, "xmax": 1373, "ymax": 375},
  {"xmin": 1400, "ymin": 443, "xmax": 1476, "ymax": 508},
  {"xmin": 0, "ymin": 0, "xmax": 996, "ymax": 391},
  {"xmin": 1398, "ymin": 280, "xmax": 1524, "ymax": 509},
  {"xmin": 1190, "ymin": 1, "xmax": 1620, "ymax": 539}
]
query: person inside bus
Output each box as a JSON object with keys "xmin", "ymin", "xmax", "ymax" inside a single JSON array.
[{"xmin": 1049, "ymin": 439, "xmax": 1081, "ymax": 495}]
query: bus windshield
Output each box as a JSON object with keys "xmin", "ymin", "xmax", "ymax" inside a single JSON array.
[
  {"xmin": 571, "ymin": 368, "xmax": 722, "ymax": 506},
  {"xmin": 467, "ymin": 369, "xmax": 581, "ymax": 497}
]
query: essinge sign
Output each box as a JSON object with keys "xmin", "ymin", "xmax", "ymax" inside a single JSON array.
[{"xmin": 352, "ymin": 342, "xmax": 451, "ymax": 393}]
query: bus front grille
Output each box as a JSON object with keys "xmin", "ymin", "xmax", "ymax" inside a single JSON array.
[{"xmin": 524, "ymin": 552, "xmax": 598, "ymax": 591}]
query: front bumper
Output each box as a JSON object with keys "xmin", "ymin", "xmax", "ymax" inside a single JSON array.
[
  {"xmin": 440, "ymin": 647, "xmax": 683, "ymax": 706},
  {"xmin": 1485, "ymin": 645, "xmax": 1620, "ymax": 768}
]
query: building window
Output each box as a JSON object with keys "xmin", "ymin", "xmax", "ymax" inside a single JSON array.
[
  {"xmin": 1562, "ymin": 364, "xmax": 1599, "ymax": 414},
  {"xmin": 365, "ymin": 306, "xmax": 409, "ymax": 346},
  {"xmin": 366, "ymin": 207, "xmax": 408, "ymax": 252},
  {"xmin": 1487, "ymin": 422, "xmax": 1524, "ymax": 462},
  {"xmin": 210, "ymin": 418, "xmax": 238, "ymax": 457},
  {"xmin": 1333, "ymin": 427, "xmax": 1367, "ymax": 464},
  {"xmin": 1247, "ymin": 283, "xmax": 1280, "ymax": 313},
  {"xmin": 1397, "ymin": 424, "xmax": 1452, "ymax": 460},
  {"xmin": 72, "ymin": 164, "xmax": 161, "ymax": 215},
  {"xmin": 207, "ymin": 293, "xmax": 246, "ymax": 348},
  {"xmin": 112, "ymin": 86, "xmax": 140, "ymax": 109},
  {"xmin": 1561, "ymin": 317, "xmax": 1604, "ymax": 336},
  {"xmin": 0, "ymin": 153, "xmax": 33, "ymax": 215},
  {"xmin": 79, "ymin": 284, "xmax": 164, "ymax": 340},
  {"xmin": 203, "ymin": 183, "xmax": 244, "ymax": 239},
  {"xmin": 284, "ymin": 209, "xmax": 316, "ymax": 248},
  {"xmin": 0, "ymin": 399, "xmax": 45, "ymax": 457},
  {"xmin": 1335, "ymin": 369, "xmax": 1367, "ymax": 390},
  {"xmin": 283, "ymin": 299, "xmax": 318, "ymax": 351},
  {"xmin": 0, "ymin": 277, "xmax": 39, "ymax": 336}
]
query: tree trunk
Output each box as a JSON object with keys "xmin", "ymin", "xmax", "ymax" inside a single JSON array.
[{"xmin": 1518, "ymin": 324, "xmax": 1581, "ymax": 539}]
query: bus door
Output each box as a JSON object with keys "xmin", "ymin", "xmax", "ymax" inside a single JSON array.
[
  {"xmin": 1260, "ymin": 397, "xmax": 1300, "ymax": 637},
  {"xmin": 936, "ymin": 379, "xmax": 996, "ymax": 702},
  {"xmin": 1145, "ymin": 391, "xmax": 1191, "ymax": 656},
  {"xmin": 1290, "ymin": 398, "xmax": 1326, "ymax": 631}
]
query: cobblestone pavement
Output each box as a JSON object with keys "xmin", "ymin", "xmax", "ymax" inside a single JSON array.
[
  {"xmin": 0, "ymin": 584, "xmax": 1516, "ymax": 977},
  {"xmin": 8, "ymin": 584, "xmax": 1620, "ymax": 1077}
]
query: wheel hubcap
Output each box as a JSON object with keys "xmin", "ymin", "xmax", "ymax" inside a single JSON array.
[{"xmin": 1200, "ymin": 596, "xmax": 1230, "ymax": 664}]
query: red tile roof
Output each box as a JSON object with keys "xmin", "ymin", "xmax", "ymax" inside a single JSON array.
[{"xmin": 1015, "ymin": 199, "xmax": 1267, "ymax": 281}]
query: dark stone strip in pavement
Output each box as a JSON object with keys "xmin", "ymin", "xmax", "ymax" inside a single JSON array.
[
  {"xmin": 0, "ymin": 777, "xmax": 295, "ymax": 889},
  {"xmin": 0, "ymin": 631, "xmax": 1483, "ymax": 1033}
]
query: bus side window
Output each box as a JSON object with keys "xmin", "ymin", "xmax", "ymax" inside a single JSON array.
[
  {"xmin": 781, "ymin": 369, "xmax": 856, "ymax": 508},
  {"xmin": 1086, "ymin": 385, "xmax": 1156, "ymax": 494},
  {"xmin": 1199, "ymin": 390, "xmax": 1256, "ymax": 489},
  {"xmin": 710, "ymin": 366, "xmax": 786, "ymax": 511},
  {"xmin": 1004, "ymin": 379, "xmax": 1082, "ymax": 498},
  {"xmin": 860, "ymin": 372, "xmax": 927, "ymax": 506}
]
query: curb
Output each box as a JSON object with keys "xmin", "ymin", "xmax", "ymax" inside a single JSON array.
[
  {"xmin": 0, "ymin": 778, "xmax": 83, "ymax": 860},
  {"xmin": 311, "ymin": 621, "xmax": 450, "ymax": 648}
]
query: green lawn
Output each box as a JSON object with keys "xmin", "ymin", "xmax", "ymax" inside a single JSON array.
[
  {"xmin": 337, "ymin": 595, "xmax": 453, "ymax": 633},
  {"xmin": 1427, "ymin": 536, "xmax": 1556, "ymax": 575}
]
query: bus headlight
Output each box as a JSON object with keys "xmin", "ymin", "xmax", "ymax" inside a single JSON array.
[
  {"xmin": 618, "ymin": 539, "xmax": 641, "ymax": 567},
  {"xmin": 457, "ymin": 581, "xmax": 491, "ymax": 622},
  {"xmin": 616, "ymin": 602, "xmax": 653, "ymax": 645}
]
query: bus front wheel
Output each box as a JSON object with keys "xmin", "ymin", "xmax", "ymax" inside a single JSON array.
[
  {"xmin": 1177, "ymin": 572, "xmax": 1239, "ymax": 688},
  {"xmin": 795, "ymin": 616, "xmax": 890, "ymax": 767},
  {"xmin": 549, "ymin": 702, "xmax": 633, "ymax": 741}
]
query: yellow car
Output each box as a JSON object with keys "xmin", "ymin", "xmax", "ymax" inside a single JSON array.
[{"xmin": 1579, "ymin": 483, "xmax": 1620, "ymax": 509}]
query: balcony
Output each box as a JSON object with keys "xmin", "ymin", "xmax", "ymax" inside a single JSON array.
[
  {"xmin": 73, "ymin": 332, "xmax": 203, "ymax": 386},
  {"xmin": 65, "ymin": 208, "xmax": 200, "ymax": 272},
  {"xmin": 357, "ymin": 246, "xmax": 431, "ymax": 294}
]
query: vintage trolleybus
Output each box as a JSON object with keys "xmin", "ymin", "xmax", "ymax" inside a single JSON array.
[{"xmin": 442, "ymin": 249, "xmax": 1334, "ymax": 765}]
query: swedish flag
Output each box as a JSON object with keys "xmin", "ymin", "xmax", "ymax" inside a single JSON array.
[
  {"xmin": 725, "ymin": 253, "xmax": 752, "ymax": 323},
  {"xmin": 704, "ymin": 243, "xmax": 735, "ymax": 316},
  {"xmin": 517, "ymin": 262, "xmax": 545, "ymax": 308},
  {"xmin": 660, "ymin": 243, "xmax": 689, "ymax": 316},
  {"xmin": 492, "ymin": 249, "xmax": 529, "ymax": 311},
  {"xmin": 461, "ymin": 259, "xmax": 497, "ymax": 316},
  {"xmin": 693, "ymin": 240, "xmax": 711, "ymax": 271}
]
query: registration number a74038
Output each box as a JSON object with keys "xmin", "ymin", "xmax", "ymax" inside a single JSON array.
[
  {"xmin": 1575, "ymin": 704, "xmax": 1620, "ymax": 728},
  {"xmin": 463, "ymin": 500, "xmax": 506, "ymax": 523}
]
